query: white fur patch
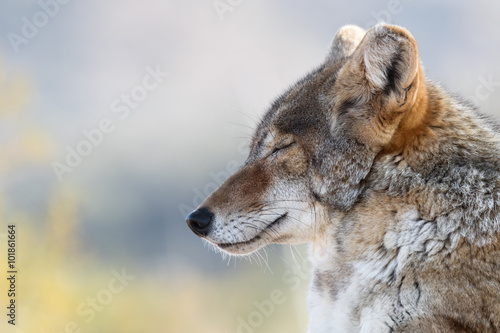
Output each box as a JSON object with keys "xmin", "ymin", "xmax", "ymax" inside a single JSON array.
[
  {"xmin": 359, "ymin": 302, "xmax": 392, "ymax": 333},
  {"xmin": 307, "ymin": 207, "xmax": 462, "ymax": 331}
]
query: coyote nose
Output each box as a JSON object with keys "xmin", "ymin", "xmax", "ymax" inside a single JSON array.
[{"xmin": 186, "ymin": 207, "xmax": 214, "ymax": 237}]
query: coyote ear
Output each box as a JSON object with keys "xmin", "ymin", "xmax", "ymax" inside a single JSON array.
[
  {"xmin": 342, "ymin": 24, "xmax": 420, "ymax": 101},
  {"xmin": 326, "ymin": 25, "xmax": 366, "ymax": 63}
]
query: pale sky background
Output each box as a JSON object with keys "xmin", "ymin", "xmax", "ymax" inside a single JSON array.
[{"xmin": 1, "ymin": 0, "xmax": 500, "ymax": 275}]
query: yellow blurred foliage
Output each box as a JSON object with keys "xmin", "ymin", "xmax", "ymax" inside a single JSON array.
[
  {"xmin": 19, "ymin": 129, "xmax": 54, "ymax": 161},
  {"xmin": 0, "ymin": 57, "xmax": 55, "ymax": 177},
  {"xmin": 0, "ymin": 187, "xmax": 309, "ymax": 333},
  {"xmin": 0, "ymin": 62, "xmax": 31, "ymax": 117}
]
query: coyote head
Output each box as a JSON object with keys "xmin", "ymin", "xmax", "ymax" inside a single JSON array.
[{"xmin": 186, "ymin": 24, "xmax": 426, "ymax": 255}]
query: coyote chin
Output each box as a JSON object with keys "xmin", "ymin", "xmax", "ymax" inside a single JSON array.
[{"xmin": 187, "ymin": 24, "xmax": 500, "ymax": 332}]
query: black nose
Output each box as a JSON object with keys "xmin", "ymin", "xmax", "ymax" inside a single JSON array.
[{"xmin": 186, "ymin": 207, "xmax": 214, "ymax": 237}]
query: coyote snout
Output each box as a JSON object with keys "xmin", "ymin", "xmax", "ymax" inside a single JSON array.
[
  {"xmin": 186, "ymin": 149, "xmax": 323, "ymax": 254},
  {"xmin": 186, "ymin": 23, "xmax": 500, "ymax": 332}
]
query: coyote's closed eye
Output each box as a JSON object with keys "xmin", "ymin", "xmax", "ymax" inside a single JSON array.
[{"xmin": 187, "ymin": 23, "xmax": 500, "ymax": 332}]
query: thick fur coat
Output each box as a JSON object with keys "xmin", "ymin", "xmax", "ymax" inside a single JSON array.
[{"xmin": 187, "ymin": 24, "xmax": 500, "ymax": 332}]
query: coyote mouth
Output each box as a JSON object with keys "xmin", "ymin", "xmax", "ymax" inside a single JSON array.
[{"xmin": 217, "ymin": 213, "xmax": 288, "ymax": 249}]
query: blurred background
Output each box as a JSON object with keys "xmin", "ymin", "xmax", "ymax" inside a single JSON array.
[{"xmin": 0, "ymin": 0, "xmax": 499, "ymax": 332}]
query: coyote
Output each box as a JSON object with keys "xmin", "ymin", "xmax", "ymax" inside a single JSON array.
[{"xmin": 186, "ymin": 24, "xmax": 500, "ymax": 332}]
